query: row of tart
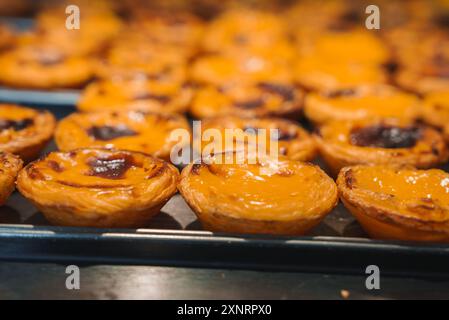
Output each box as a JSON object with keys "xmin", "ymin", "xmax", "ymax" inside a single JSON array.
[
  {"xmin": 2, "ymin": 103, "xmax": 449, "ymax": 173},
  {"xmin": 2, "ymin": 147, "xmax": 449, "ymax": 243}
]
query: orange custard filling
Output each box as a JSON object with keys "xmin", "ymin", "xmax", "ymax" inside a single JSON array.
[{"xmin": 338, "ymin": 165, "xmax": 449, "ymax": 242}]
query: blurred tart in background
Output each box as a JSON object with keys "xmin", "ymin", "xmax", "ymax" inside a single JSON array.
[
  {"xmin": 0, "ymin": 44, "xmax": 94, "ymax": 89},
  {"xmin": 0, "ymin": 24, "xmax": 15, "ymax": 51},
  {"xmin": 338, "ymin": 165, "xmax": 449, "ymax": 242},
  {"xmin": 190, "ymin": 82, "xmax": 303, "ymax": 119},
  {"xmin": 305, "ymin": 85, "xmax": 421, "ymax": 124},
  {"xmin": 0, "ymin": 104, "xmax": 55, "ymax": 162},
  {"xmin": 294, "ymin": 55, "xmax": 388, "ymax": 91},
  {"xmin": 201, "ymin": 9, "xmax": 289, "ymax": 54},
  {"xmin": 17, "ymin": 148, "xmax": 179, "ymax": 228},
  {"xmin": 422, "ymin": 90, "xmax": 449, "ymax": 128}
]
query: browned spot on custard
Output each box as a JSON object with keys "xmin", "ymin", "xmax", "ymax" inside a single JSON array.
[
  {"xmin": 324, "ymin": 88, "xmax": 356, "ymax": 98},
  {"xmin": 0, "ymin": 118, "xmax": 33, "ymax": 131},
  {"xmin": 234, "ymin": 98, "xmax": 265, "ymax": 109},
  {"xmin": 345, "ymin": 169, "xmax": 356, "ymax": 189},
  {"xmin": 350, "ymin": 125, "xmax": 421, "ymax": 149},
  {"xmin": 86, "ymin": 153, "xmax": 140, "ymax": 180},
  {"xmin": 87, "ymin": 125, "xmax": 137, "ymax": 141},
  {"xmin": 257, "ymin": 82, "xmax": 295, "ymax": 101},
  {"xmin": 47, "ymin": 160, "xmax": 64, "ymax": 173}
]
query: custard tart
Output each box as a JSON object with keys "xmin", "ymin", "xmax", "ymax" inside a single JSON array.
[
  {"xmin": 131, "ymin": 11, "xmax": 204, "ymax": 57},
  {"xmin": 55, "ymin": 111, "xmax": 190, "ymax": 162},
  {"xmin": 0, "ymin": 24, "xmax": 14, "ymax": 51},
  {"xmin": 305, "ymin": 85, "xmax": 421, "ymax": 125},
  {"xmin": 201, "ymin": 9, "xmax": 288, "ymax": 54},
  {"xmin": 77, "ymin": 75, "xmax": 192, "ymax": 114},
  {"xmin": 96, "ymin": 39, "xmax": 187, "ymax": 79},
  {"xmin": 338, "ymin": 165, "xmax": 449, "ymax": 242},
  {"xmin": 315, "ymin": 118, "xmax": 447, "ymax": 176},
  {"xmin": 198, "ymin": 116, "xmax": 316, "ymax": 161},
  {"xmin": 190, "ymin": 82, "xmax": 304, "ymax": 119},
  {"xmin": 17, "ymin": 149, "xmax": 179, "ymax": 228},
  {"xmin": 422, "ymin": 90, "xmax": 449, "ymax": 128},
  {"xmin": 294, "ymin": 56, "xmax": 387, "ymax": 91},
  {"xmin": 0, "ymin": 44, "xmax": 94, "ymax": 89},
  {"xmin": 0, "ymin": 152, "xmax": 22, "ymax": 206},
  {"xmin": 191, "ymin": 53, "xmax": 292, "ymax": 86},
  {"xmin": 0, "ymin": 104, "xmax": 56, "ymax": 162},
  {"xmin": 178, "ymin": 152, "xmax": 338, "ymax": 235}
]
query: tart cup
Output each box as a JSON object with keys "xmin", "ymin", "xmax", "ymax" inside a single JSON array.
[
  {"xmin": 17, "ymin": 148, "xmax": 179, "ymax": 228},
  {"xmin": 338, "ymin": 165, "xmax": 449, "ymax": 242}
]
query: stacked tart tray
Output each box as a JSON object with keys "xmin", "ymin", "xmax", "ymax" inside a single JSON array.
[{"xmin": 1, "ymin": 0, "xmax": 449, "ymax": 276}]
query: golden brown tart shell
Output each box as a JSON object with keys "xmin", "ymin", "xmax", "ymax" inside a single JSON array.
[
  {"xmin": 55, "ymin": 111, "xmax": 191, "ymax": 162},
  {"xmin": 178, "ymin": 153, "xmax": 338, "ymax": 235},
  {"xmin": 17, "ymin": 149, "xmax": 179, "ymax": 228},
  {"xmin": 338, "ymin": 165, "xmax": 449, "ymax": 242},
  {"xmin": 0, "ymin": 152, "xmax": 23, "ymax": 206},
  {"xmin": 0, "ymin": 104, "xmax": 56, "ymax": 162},
  {"xmin": 315, "ymin": 118, "xmax": 448, "ymax": 176}
]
